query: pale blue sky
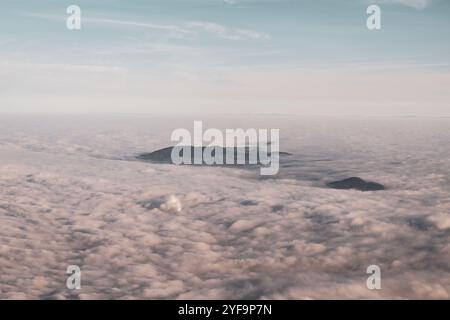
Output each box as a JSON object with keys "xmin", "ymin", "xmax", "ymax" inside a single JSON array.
[{"xmin": 1, "ymin": 0, "xmax": 449, "ymax": 115}]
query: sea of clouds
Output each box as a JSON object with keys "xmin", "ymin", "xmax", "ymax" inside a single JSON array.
[{"xmin": 1, "ymin": 114, "xmax": 450, "ymax": 299}]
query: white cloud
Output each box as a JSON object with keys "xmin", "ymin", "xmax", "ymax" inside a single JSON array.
[
  {"xmin": 23, "ymin": 12, "xmax": 270, "ymax": 41},
  {"xmin": 23, "ymin": 12, "xmax": 192, "ymax": 38},
  {"xmin": 1, "ymin": 115, "xmax": 450, "ymax": 299},
  {"xmin": 370, "ymin": 0, "xmax": 433, "ymax": 9},
  {"xmin": 88, "ymin": 17, "xmax": 192, "ymax": 35},
  {"xmin": 187, "ymin": 21, "xmax": 271, "ymax": 40},
  {"xmin": 0, "ymin": 61, "xmax": 128, "ymax": 74}
]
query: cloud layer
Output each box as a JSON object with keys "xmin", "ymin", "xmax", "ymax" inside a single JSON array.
[{"xmin": 1, "ymin": 115, "xmax": 450, "ymax": 299}]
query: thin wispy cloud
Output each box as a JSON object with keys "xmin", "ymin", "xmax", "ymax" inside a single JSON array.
[
  {"xmin": 188, "ymin": 21, "xmax": 271, "ymax": 40},
  {"xmin": 223, "ymin": 0, "xmax": 238, "ymax": 4},
  {"xmin": 88, "ymin": 18, "xmax": 192, "ymax": 35},
  {"xmin": 23, "ymin": 12, "xmax": 192, "ymax": 36},
  {"xmin": 23, "ymin": 12, "xmax": 270, "ymax": 41},
  {"xmin": 0, "ymin": 61, "xmax": 128, "ymax": 74},
  {"xmin": 369, "ymin": 0, "xmax": 433, "ymax": 9}
]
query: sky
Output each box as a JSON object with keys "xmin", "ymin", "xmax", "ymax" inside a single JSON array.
[{"xmin": 0, "ymin": 0, "xmax": 449, "ymax": 115}]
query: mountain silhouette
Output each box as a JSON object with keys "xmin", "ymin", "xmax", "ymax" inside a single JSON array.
[
  {"xmin": 327, "ymin": 177, "xmax": 385, "ymax": 191},
  {"xmin": 137, "ymin": 146, "xmax": 291, "ymax": 166}
]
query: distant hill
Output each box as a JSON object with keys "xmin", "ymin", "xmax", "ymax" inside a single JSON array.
[
  {"xmin": 327, "ymin": 177, "xmax": 385, "ymax": 191},
  {"xmin": 136, "ymin": 146, "xmax": 292, "ymax": 166}
]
